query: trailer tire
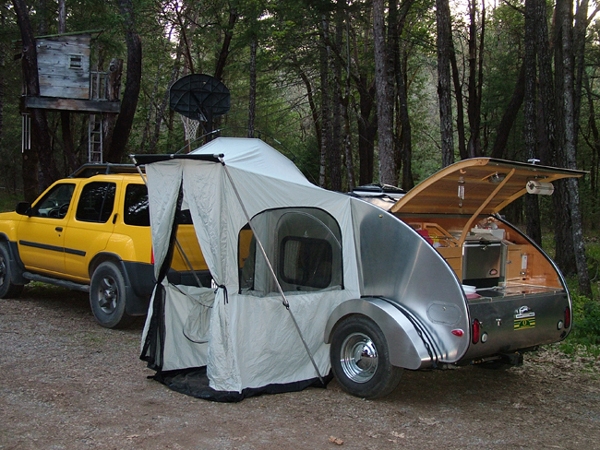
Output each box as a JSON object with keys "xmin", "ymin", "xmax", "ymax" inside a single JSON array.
[
  {"xmin": 330, "ymin": 315, "xmax": 402, "ymax": 399},
  {"xmin": 0, "ymin": 243, "xmax": 24, "ymax": 299},
  {"xmin": 90, "ymin": 261, "xmax": 134, "ymax": 329}
]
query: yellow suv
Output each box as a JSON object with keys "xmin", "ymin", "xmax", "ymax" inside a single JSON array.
[{"xmin": 0, "ymin": 164, "xmax": 208, "ymax": 328}]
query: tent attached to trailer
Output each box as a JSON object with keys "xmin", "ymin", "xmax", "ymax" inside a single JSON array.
[
  {"xmin": 133, "ymin": 137, "xmax": 367, "ymax": 401},
  {"xmin": 134, "ymin": 140, "xmax": 584, "ymax": 401}
]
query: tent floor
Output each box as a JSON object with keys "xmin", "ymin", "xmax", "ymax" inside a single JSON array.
[{"xmin": 151, "ymin": 367, "xmax": 332, "ymax": 402}]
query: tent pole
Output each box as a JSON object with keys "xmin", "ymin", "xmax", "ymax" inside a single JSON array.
[{"xmin": 219, "ymin": 157, "xmax": 325, "ymax": 386}]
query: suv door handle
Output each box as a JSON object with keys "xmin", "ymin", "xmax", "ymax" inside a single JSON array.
[{"xmin": 55, "ymin": 227, "xmax": 63, "ymax": 232}]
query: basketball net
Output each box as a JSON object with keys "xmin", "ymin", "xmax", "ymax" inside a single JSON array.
[{"xmin": 180, "ymin": 115, "xmax": 200, "ymax": 152}]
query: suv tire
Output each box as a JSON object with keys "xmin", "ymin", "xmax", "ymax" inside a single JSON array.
[
  {"xmin": 90, "ymin": 261, "xmax": 134, "ymax": 329},
  {"xmin": 0, "ymin": 243, "xmax": 24, "ymax": 298}
]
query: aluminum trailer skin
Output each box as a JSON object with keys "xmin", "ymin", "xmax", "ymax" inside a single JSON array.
[{"xmin": 324, "ymin": 158, "xmax": 583, "ymax": 398}]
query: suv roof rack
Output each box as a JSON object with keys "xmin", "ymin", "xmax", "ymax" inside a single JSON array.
[{"xmin": 69, "ymin": 163, "xmax": 145, "ymax": 178}]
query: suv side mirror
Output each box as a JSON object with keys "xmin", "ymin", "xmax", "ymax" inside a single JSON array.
[{"xmin": 16, "ymin": 202, "xmax": 32, "ymax": 216}]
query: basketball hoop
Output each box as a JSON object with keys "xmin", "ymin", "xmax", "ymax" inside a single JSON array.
[
  {"xmin": 170, "ymin": 74, "xmax": 230, "ymax": 148},
  {"xmin": 181, "ymin": 114, "xmax": 200, "ymax": 142}
]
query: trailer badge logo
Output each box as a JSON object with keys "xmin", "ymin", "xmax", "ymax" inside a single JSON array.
[{"xmin": 514, "ymin": 306, "xmax": 536, "ymax": 330}]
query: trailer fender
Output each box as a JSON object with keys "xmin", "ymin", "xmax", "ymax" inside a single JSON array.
[{"xmin": 325, "ymin": 297, "xmax": 433, "ymax": 370}]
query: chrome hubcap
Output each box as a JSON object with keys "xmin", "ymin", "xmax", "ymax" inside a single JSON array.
[{"xmin": 339, "ymin": 332, "xmax": 378, "ymax": 383}]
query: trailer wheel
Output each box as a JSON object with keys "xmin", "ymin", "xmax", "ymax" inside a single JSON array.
[
  {"xmin": 90, "ymin": 261, "xmax": 134, "ymax": 329},
  {"xmin": 330, "ymin": 316, "xmax": 402, "ymax": 399},
  {"xmin": 0, "ymin": 243, "xmax": 24, "ymax": 298}
]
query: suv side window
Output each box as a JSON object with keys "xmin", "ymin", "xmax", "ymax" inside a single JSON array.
[
  {"xmin": 76, "ymin": 182, "xmax": 116, "ymax": 223},
  {"xmin": 123, "ymin": 184, "xmax": 194, "ymax": 227},
  {"xmin": 30, "ymin": 183, "xmax": 76, "ymax": 218},
  {"xmin": 124, "ymin": 184, "xmax": 149, "ymax": 227}
]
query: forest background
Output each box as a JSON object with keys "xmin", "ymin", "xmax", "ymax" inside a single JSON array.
[{"xmin": 1, "ymin": 0, "xmax": 600, "ymax": 349}]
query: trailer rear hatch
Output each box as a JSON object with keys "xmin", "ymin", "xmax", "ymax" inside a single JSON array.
[{"xmin": 386, "ymin": 158, "xmax": 585, "ymax": 362}]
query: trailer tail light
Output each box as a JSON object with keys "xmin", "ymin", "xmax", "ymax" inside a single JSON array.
[
  {"xmin": 472, "ymin": 319, "xmax": 481, "ymax": 344},
  {"xmin": 564, "ymin": 305, "xmax": 571, "ymax": 329}
]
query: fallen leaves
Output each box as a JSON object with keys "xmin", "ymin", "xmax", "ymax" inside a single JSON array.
[{"xmin": 328, "ymin": 436, "xmax": 344, "ymax": 445}]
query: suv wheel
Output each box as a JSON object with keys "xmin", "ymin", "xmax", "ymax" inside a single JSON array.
[
  {"xmin": 90, "ymin": 261, "xmax": 134, "ymax": 328},
  {"xmin": 0, "ymin": 243, "xmax": 24, "ymax": 298}
]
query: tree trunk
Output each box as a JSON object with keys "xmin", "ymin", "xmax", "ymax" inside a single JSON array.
[
  {"xmin": 523, "ymin": 0, "xmax": 542, "ymax": 246},
  {"xmin": 214, "ymin": 9, "xmax": 238, "ymax": 81},
  {"xmin": 319, "ymin": 15, "xmax": 331, "ymax": 188},
  {"xmin": 436, "ymin": 0, "xmax": 454, "ymax": 167},
  {"xmin": 374, "ymin": 0, "xmax": 396, "ymax": 185},
  {"xmin": 298, "ymin": 67, "xmax": 321, "ymax": 146},
  {"xmin": 356, "ymin": 81, "xmax": 377, "ymax": 185},
  {"xmin": 58, "ymin": 0, "xmax": 66, "ymax": 34},
  {"xmin": 105, "ymin": 0, "xmax": 142, "ymax": 163},
  {"xmin": 392, "ymin": 0, "xmax": 415, "ymax": 189},
  {"xmin": 150, "ymin": 39, "xmax": 184, "ymax": 153},
  {"xmin": 247, "ymin": 34, "xmax": 257, "ymax": 138},
  {"xmin": 12, "ymin": 0, "xmax": 56, "ymax": 197},
  {"xmin": 491, "ymin": 61, "xmax": 525, "ymax": 159},
  {"xmin": 449, "ymin": 41, "xmax": 466, "ymax": 160},
  {"xmin": 556, "ymin": 0, "xmax": 591, "ymax": 295},
  {"xmin": 329, "ymin": 2, "xmax": 344, "ymax": 191},
  {"xmin": 534, "ymin": 0, "xmax": 556, "ymax": 164},
  {"xmin": 103, "ymin": 58, "xmax": 122, "ymax": 158},
  {"xmin": 467, "ymin": 0, "xmax": 484, "ymax": 158}
]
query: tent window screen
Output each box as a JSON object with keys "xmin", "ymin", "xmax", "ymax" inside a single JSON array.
[
  {"xmin": 238, "ymin": 207, "xmax": 342, "ymax": 294},
  {"xmin": 280, "ymin": 236, "xmax": 332, "ymax": 288}
]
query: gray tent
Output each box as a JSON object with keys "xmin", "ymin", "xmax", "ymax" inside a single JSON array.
[{"xmin": 137, "ymin": 138, "xmax": 376, "ymax": 400}]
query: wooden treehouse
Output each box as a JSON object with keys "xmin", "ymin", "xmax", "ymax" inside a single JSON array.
[{"xmin": 20, "ymin": 31, "xmax": 121, "ymax": 162}]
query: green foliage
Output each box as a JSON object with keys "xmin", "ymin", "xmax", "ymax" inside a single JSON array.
[
  {"xmin": 0, "ymin": 190, "xmax": 21, "ymax": 212},
  {"xmin": 560, "ymin": 291, "xmax": 600, "ymax": 357}
]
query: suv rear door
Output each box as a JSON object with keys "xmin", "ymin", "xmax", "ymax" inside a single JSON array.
[{"xmin": 63, "ymin": 180, "xmax": 118, "ymax": 281}]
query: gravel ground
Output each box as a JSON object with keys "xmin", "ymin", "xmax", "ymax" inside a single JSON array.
[{"xmin": 1, "ymin": 284, "xmax": 600, "ymax": 450}]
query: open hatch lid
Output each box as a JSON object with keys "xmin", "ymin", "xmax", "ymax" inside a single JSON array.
[{"xmin": 390, "ymin": 158, "xmax": 586, "ymax": 216}]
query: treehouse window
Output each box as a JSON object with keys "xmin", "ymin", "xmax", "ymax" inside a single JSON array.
[{"xmin": 69, "ymin": 54, "xmax": 83, "ymax": 70}]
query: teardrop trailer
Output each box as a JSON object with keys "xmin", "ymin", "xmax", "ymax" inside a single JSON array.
[{"xmin": 135, "ymin": 137, "xmax": 584, "ymax": 401}]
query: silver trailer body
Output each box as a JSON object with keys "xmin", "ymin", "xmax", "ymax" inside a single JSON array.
[{"xmin": 325, "ymin": 158, "xmax": 583, "ymax": 396}]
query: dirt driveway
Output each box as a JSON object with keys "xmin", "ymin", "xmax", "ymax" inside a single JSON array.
[{"xmin": 1, "ymin": 285, "xmax": 599, "ymax": 450}]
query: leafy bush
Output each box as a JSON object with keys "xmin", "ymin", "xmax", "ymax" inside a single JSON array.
[{"xmin": 560, "ymin": 291, "xmax": 600, "ymax": 357}]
